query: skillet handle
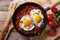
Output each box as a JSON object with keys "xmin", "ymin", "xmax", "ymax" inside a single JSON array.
[{"xmin": 46, "ymin": 1, "xmax": 60, "ymax": 11}]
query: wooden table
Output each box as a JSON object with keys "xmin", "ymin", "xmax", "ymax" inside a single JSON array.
[{"xmin": 0, "ymin": 0, "xmax": 60, "ymax": 40}]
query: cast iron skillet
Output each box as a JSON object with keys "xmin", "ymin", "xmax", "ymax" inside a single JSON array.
[{"xmin": 13, "ymin": 2, "xmax": 59, "ymax": 37}]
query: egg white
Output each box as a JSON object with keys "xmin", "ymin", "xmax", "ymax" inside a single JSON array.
[
  {"xmin": 30, "ymin": 9, "xmax": 44, "ymax": 27},
  {"xmin": 20, "ymin": 15, "xmax": 34, "ymax": 31}
]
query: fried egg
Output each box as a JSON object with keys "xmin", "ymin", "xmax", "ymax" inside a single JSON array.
[
  {"xmin": 30, "ymin": 9, "xmax": 44, "ymax": 27},
  {"xmin": 20, "ymin": 15, "xmax": 34, "ymax": 31}
]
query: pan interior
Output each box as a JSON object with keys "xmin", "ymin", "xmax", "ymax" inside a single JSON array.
[{"xmin": 13, "ymin": 2, "xmax": 47, "ymax": 37}]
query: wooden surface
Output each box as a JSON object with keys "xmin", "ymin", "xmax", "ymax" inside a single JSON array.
[
  {"xmin": 0, "ymin": 0, "xmax": 60, "ymax": 40},
  {"xmin": 0, "ymin": 0, "xmax": 13, "ymax": 40},
  {"xmin": 0, "ymin": 0, "xmax": 13, "ymax": 30}
]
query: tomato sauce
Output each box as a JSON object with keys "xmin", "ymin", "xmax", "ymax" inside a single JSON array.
[{"xmin": 15, "ymin": 5, "xmax": 40, "ymax": 34}]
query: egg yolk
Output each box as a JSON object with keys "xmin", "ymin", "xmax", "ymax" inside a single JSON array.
[
  {"xmin": 34, "ymin": 14, "xmax": 41, "ymax": 22},
  {"xmin": 23, "ymin": 19, "xmax": 32, "ymax": 26}
]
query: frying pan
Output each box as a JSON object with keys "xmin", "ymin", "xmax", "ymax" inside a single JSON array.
[{"xmin": 13, "ymin": 2, "xmax": 60, "ymax": 37}]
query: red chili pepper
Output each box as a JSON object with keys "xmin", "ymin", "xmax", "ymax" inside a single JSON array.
[{"xmin": 51, "ymin": 7, "xmax": 58, "ymax": 13}]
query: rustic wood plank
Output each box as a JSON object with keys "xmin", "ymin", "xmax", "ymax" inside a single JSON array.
[
  {"xmin": 0, "ymin": 0, "xmax": 13, "ymax": 1},
  {"xmin": 8, "ymin": 31, "xmax": 29, "ymax": 40},
  {"xmin": 0, "ymin": 0, "xmax": 13, "ymax": 29},
  {"xmin": 0, "ymin": 0, "xmax": 13, "ymax": 11},
  {"xmin": 0, "ymin": 11, "xmax": 8, "ymax": 30}
]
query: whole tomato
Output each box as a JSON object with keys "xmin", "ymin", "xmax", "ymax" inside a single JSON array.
[
  {"xmin": 47, "ymin": 14, "xmax": 54, "ymax": 21},
  {"xmin": 51, "ymin": 7, "xmax": 58, "ymax": 13},
  {"xmin": 48, "ymin": 21, "xmax": 55, "ymax": 27}
]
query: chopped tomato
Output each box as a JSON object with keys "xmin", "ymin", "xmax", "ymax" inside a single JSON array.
[
  {"xmin": 24, "ymin": 31, "xmax": 33, "ymax": 34},
  {"xmin": 16, "ymin": 23, "xmax": 22, "ymax": 30},
  {"xmin": 32, "ymin": 6, "xmax": 36, "ymax": 9},
  {"xmin": 20, "ymin": 10, "xmax": 26, "ymax": 14}
]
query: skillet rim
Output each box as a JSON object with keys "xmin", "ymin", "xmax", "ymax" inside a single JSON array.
[{"xmin": 13, "ymin": 2, "xmax": 47, "ymax": 37}]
